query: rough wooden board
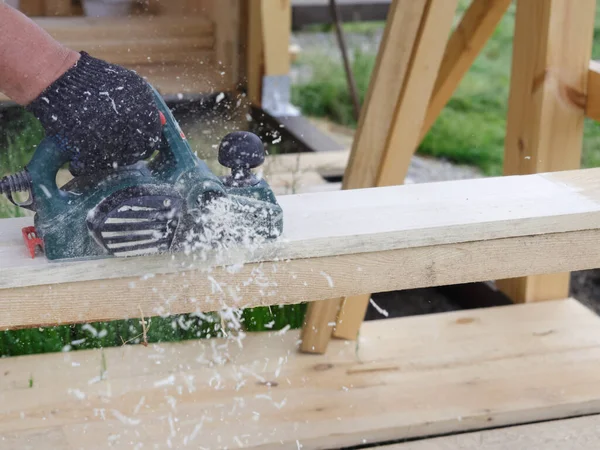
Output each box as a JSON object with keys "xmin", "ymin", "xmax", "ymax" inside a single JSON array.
[
  {"xmin": 419, "ymin": 0, "xmax": 512, "ymax": 141},
  {"xmin": 496, "ymin": 0, "xmax": 596, "ymax": 303},
  {"xmin": 58, "ymin": 38, "xmax": 215, "ymax": 67},
  {"xmin": 2, "ymin": 300, "xmax": 600, "ymax": 449},
  {"xmin": 1, "ymin": 168, "xmax": 600, "ymax": 292},
  {"xmin": 7, "ymin": 226, "xmax": 600, "ymax": 330},
  {"xmin": 383, "ymin": 414, "xmax": 600, "ymax": 449}
]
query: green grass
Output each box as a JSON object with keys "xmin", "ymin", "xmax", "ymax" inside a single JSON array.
[
  {"xmin": 0, "ymin": 111, "xmax": 306, "ymax": 358},
  {"xmin": 291, "ymin": 0, "xmax": 600, "ymax": 176}
]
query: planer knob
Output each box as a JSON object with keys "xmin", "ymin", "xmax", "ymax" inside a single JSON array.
[{"xmin": 218, "ymin": 131, "xmax": 265, "ymax": 187}]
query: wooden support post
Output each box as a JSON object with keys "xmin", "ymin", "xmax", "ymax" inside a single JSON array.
[
  {"xmin": 299, "ymin": 0, "xmax": 459, "ymax": 353},
  {"xmin": 495, "ymin": 0, "xmax": 596, "ymax": 303},
  {"xmin": 260, "ymin": 0, "xmax": 291, "ymax": 77},
  {"xmin": 586, "ymin": 61, "xmax": 600, "ymax": 122},
  {"xmin": 245, "ymin": 0, "xmax": 291, "ymax": 106},
  {"xmin": 214, "ymin": 0, "xmax": 241, "ymax": 90},
  {"xmin": 418, "ymin": 0, "xmax": 512, "ymax": 141},
  {"xmin": 44, "ymin": 0, "xmax": 71, "ymax": 16}
]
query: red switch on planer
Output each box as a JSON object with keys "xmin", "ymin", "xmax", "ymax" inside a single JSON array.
[{"xmin": 22, "ymin": 226, "xmax": 44, "ymax": 259}]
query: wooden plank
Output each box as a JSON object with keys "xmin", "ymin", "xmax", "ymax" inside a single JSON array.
[
  {"xmin": 418, "ymin": 0, "xmax": 512, "ymax": 142},
  {"xmin": 261, "ymin": 0, "xmax": 292, "ymax": 76},
  {"xmin": 383, "ymin": 414, "xmax": 600, "ymax": 449},
  {"xmin": 496, "ymin": 0, "xmax": 596, "ymax": 303},
  {"xmin": 2, "ymin": 169, "xmax": 600, "ymax": 328},
  {"xmin": 586, "ymin": 60, "xmax": 600, "ymax": 122},
  {"xmin": 308, "ymin": 0, "xmax": 459, "ymax": 351},
  {"xmin": 59, "ymin": 37, "xmax": 215, "ymax": 67},
  {"xmin": 3, "ymin": 300, "xmax": 600, "ymax": 448}
]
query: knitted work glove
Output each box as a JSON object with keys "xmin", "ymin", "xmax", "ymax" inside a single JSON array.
[{"xmin": 26, "ymin": 51, "xmax": 162, "ymax": 177}]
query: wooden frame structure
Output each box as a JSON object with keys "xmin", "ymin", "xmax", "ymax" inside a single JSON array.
[
  {"xmin": 301, "ymin": 0, "xmax": 599, "ymax": 354},
  {"xmin": 4, "ymin": 0, "xmax": 600, "ymax": 448}
]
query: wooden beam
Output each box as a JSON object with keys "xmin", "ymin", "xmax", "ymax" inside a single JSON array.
[
  {"xmin": 586, "ymin": 60, "xmax": 600, "ymax": 122},
  {"xmin": 3, "ymin": 299, "xmax": 600, "ymax": 448},
  {"xmin": 496, "ymin": 0, "xmax": 596, "ymax": 303},
  {"xmin": 261, "ymin": 0, "xmax": 292, "ymax": 76},
  {"xmin": 418, "ymin": 0, "xmax": 512, "ymax": 142},
  {"xmin": 246, "ymin": 0, "xmax": 264, "ymax": 105},
  {"xmin": 44, "ymin": 0, "xmax": 71, "ymax": 16},
  {"xmin": 213, "ymin": 0, "xmax": 241, "ymax": 90},
  {"xmin": 2, "ymin": 169, "xmax": 600, "ymax": 329},
  {"xmin": 301, "ymin": 0, "xmax": 459, "ymax": 353}
]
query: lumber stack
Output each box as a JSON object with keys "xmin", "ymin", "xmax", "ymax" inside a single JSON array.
[{"xmin": 2, "ymin": 299, "xmax": 600, "ymax": 448}]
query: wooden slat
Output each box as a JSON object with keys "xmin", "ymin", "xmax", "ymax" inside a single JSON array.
[
  {"xmin": 496, "ymin": 0, "xmax": 596, "ymax": 303},
  {"xmin": 586, "ymin": 60, "xmax": 600, "ymax": 122},
  {"xmin": 418, "ymin": 0, "xmax": 512, "ymax": 141},
  {"xmin": 2, "ymin": 169, "xmax": 600, "ymax": 329},
  {"xmin": 385, "ymin": 414, "xmax": 600, "ymax": 449},
  {"xmin": 59, "ymin": 37, "xmax": 214, "ymax": 67},
  {"xmin": 304, "ymin": 0, "xmax": 459, "ymax": 353},
  {"xmin": 2, "ymin": 300, "xmax": 600, "ymax": 448}
]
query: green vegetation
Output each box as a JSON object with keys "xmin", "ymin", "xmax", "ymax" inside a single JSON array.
[{"xmin": 291, "ymin": 1, "xmax": 600, "ymax": 176}]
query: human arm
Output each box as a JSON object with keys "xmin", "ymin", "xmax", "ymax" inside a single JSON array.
[
  {"xmin": 0, "ymin": 3, "xmax": 162, "ymax": 176},
  {"xmin": 0, "ymin": 3, "xmax": 80, "ymax": 105}
]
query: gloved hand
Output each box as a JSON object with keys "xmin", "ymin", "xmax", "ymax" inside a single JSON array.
[{"xmin": 25, "ymin": 52, "xmax": 163, "ymax": 177}]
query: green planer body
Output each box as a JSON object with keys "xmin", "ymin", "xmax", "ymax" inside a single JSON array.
[{"xmin": 2, "ymin": 87, "xmax": 283, "ymax": 262}]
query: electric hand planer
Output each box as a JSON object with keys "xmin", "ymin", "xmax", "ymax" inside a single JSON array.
[{"xmin": 0, "ymin": 86, "xmax": 283, "ymax": 261}]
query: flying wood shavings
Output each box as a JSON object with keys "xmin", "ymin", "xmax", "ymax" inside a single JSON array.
[
  {"xmin": 369, "ymin": 298, "xmax": 389, "ymax": 317},
  {"xmin": 320, "ymin": 271, "xmax": 335, "ymax": 287},
  {"xmin": 154, "ymin": 374, "xmax": 175, "ymax": 388},
  {"xmin": 110, "ymin": 409, "xmax": 141, "ymax": 426}
]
